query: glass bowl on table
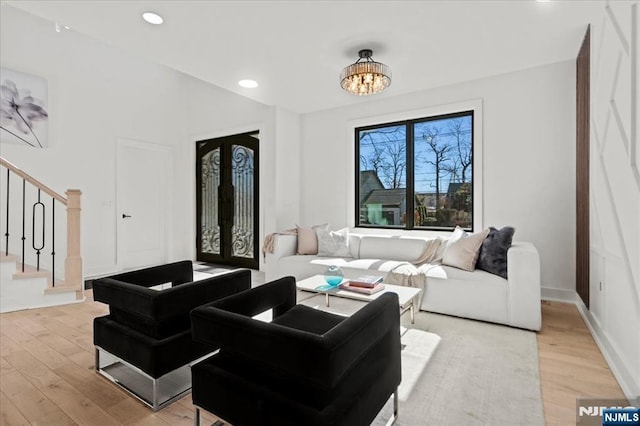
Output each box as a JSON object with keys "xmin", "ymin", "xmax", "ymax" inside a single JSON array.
[{"xmin": 315, "ymin": 265, "xmax": 344, "ymax": 291}]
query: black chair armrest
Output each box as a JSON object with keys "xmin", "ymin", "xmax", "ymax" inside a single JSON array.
[
  {"xmin": 154, "ymin": 270, "xmax": 252, "ymax": 321},
  {"xmin": 321, "ymin": 292, "xmax": 400, "ymax": 386},
  {"xmin": 93, "ymin": 279, "xmax": 157, "ymax": 321},
  {"xmin": 191, "ymin": 289, "xmax": 400, "ymax": 389},
  {"xmin": 100, "ymin": 260, "xmax": 194, "ymax": 287},
  {"xmin": 205, "ymin": 276, "xmax": 297, "ymax": 319},
  {"xmin": 94, "ymin": 269, "xmax": 252, "ymax": 323}
]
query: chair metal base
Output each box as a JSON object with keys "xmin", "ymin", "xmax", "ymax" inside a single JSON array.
[
  {"xmin": 388, "ymin": 389, "xmax": 399, "ymax": 425},
  {"xmin": 95, "ymin": 347, "xmax": 192, "ymax": 411},
  {"xmin": 193, "ymin": 406, "xmax": 225, "ymax": 426}
]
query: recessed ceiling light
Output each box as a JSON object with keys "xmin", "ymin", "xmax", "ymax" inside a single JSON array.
[
  {"xmin": 142, "ymin": 12, "xmax": 164, "ymax": 25},
  {"xmin": 238, "ymin": 80, "xmax": 258, "ymax": 88}
]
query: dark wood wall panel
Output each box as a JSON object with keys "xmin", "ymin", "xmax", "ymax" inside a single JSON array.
[{"xmin": 576, "ymin": 26, "xmax": 590, "ymax": 308}]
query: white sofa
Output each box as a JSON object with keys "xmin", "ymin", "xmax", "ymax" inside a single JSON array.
[{"xmin": 265, "ymin": 233, "xmax": 541, "ymax": 331}]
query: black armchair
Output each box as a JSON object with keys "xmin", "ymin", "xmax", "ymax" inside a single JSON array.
[
  {"xmin": 92, "ymin": 261, "xmax": 251, "ymax": 410},
  {"xmin": 190, "ymin": 276, "xmax": 402, "ymax": 425}
]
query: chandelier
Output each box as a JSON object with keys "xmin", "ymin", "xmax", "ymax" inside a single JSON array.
[{"xmin": 340, "ymin": 49, "xmax": 391, "ymax": 96}]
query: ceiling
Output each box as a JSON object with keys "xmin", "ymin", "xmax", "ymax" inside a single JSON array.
[{"xmin": 7, "ymin": 1, "xmax": 603, "ymax": 114}]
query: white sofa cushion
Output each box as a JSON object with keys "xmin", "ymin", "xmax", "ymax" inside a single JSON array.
[
  {"xmin": 358, "ymin": 236, "xmax": 427, "ymax": 262},
  {"xmin": 349, "ymin": 235, "xmax": 361, "ymax": 258},
  {"xmin": 419, "ymin": 264, "xmax": 509, "ymax": 324},
  {"xmin": 277, "ymin": 255, "xmax": 409, "ymax": 281},
  {"xmin": 311, "ymin": 257, "xmax": 410, "ymax": 273}
]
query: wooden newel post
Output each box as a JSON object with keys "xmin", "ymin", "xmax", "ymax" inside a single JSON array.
[{"xmin": 65, "ymin": 189, "xmax": 83, "ymax": 290}]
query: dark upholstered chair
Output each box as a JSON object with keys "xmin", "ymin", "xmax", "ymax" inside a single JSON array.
[
  {"xmin": 190, "ymin": 276, "xmax": 402, "ymax": 425},
  {"xmin": 92, "ymin": 261, "xmax": 251, "ymax": 410}
]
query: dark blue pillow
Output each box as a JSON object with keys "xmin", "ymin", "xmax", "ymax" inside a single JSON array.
[{"xmin": 476, "ymin": 226, "xmax": 515, "ymax": 279}]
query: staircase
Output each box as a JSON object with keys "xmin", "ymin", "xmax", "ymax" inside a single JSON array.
[{"xmin": 0, "ymin": 157, "xmax": 83, "ymax": 313}]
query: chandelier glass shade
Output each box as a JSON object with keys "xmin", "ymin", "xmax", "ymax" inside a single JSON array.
[{"xmin": 340, "ymin": 49, "xmax": 391, "ymax": 96}]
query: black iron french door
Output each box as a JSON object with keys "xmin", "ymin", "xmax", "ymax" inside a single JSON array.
[{"xmin": 196, "ymin": 131, "xmax": 259, "ymax": 269}]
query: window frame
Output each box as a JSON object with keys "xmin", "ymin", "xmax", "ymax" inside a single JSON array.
[{"xmin": 354, "ymin": 108, "xmax": 478, "ymax": 232}]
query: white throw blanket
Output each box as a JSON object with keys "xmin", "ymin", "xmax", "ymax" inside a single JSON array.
[
  {"xmin": 384, "ymin": 237, "xmax": 445, "ymax": 307},
  {"xmin": 262, "ymin": 228, "xmax": 296, "ymax": 258}
]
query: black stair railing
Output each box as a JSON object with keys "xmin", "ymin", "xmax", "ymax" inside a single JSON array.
[
  {"xmin": 0, "ymin": 156, "xmax": 82, "ymax": 293},
  {"xmin": 32, "ymin": 189, "xmax": 45, "ymax": 271},
  {"xmin": 52, "ymin": 197, "xmax": 55, "ymax": 285},
  {"xmin": 4, "ymin": 168, "xmax": 8, "ymax": 256},
  {"xmin": 21, "ymin": 178, "xmax": 25, "ymax": 273},
  {"xmin": 1, "ymin": 157, "xmax": 71, "ymax": 287}
]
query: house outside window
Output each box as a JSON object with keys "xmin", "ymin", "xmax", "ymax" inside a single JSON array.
[{"xmin": 356, "ymin": 110, "xmax": 475, "ymax": 231}]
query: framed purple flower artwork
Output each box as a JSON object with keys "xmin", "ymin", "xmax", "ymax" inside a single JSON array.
[{"xmin": 0, "ymin": 67, "xmax": 49, "ymax": 148}]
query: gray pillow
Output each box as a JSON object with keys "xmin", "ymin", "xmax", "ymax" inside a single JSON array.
[
  {"xmin": 476, "ymin": 226, "xmax": 515, "ymax": 279},
  {"xmin": 316, "ymin": 227, "xmax": 351, "ymax": 257}
]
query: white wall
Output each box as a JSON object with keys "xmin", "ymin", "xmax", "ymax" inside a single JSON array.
[
  {"xmin": 274, "ymin": 107, "xmax": 301, "ymax": 231},
  {"xmin": 588, "ymin": 0, "xmax": 640, "ymax": 398},
  {"xmin": 300, "ymin": 61, "xmax": 576, "ymax": 292},
  {"xmin": 0, "ymin": 5, "xmax": 275, "ymax": 277}
]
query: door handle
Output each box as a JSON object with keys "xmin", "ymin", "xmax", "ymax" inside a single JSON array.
[
  {"xmin": 122, "ymin": 214, "xmax": 132, "ymax": 219},
  {"xmin": 228, "ymin": 185, "xmax": 234, "ymax": 222}
]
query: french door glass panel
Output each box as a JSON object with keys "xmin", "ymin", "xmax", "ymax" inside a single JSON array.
[
  {"xmin": 231, "ymin": 144, "xmax": 254, "ymax": 259},
  {"xmin": 196, "ymin": 132, "xmax": 258, "ymax": 268},
  {"xmin": 201, "ymin": 147, "xmax": 221, "ymax": 255}
]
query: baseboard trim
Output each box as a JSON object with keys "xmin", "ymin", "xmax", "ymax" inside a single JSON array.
[
  {"xmin": 573, "ymin": 297, "xmax": 639, "ymax": 401},
  {"xmin": 540, "ymin": 286, "xmax": 639, "ymax": 401},
  {"xmin": 541, "ymin": 286, "xmax": 578, "ymax": 303}
]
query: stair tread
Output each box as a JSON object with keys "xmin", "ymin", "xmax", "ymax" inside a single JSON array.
[
  {"xmin": 12, "ymin": 268, "xmax": 49, "ymax": 279},
  {"xmin": 9, "ymin": 263, "xmax": 70, "ymax": 289},
  {"xmin": 44, "ymin": 283, "xmax": 80, "ymax": 294},
  {"xmin": 0, "ymin": 253, "xmax": 19, "ymax": 262}
]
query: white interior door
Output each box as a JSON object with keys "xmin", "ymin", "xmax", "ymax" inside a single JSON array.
[{"xmin": 117, "ymin": 139, "xmax": 170, "ymax": 270}]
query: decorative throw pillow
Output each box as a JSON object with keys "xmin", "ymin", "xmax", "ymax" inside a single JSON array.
[
  {"xmin": 443, "ymin": 226, "xmax": 466, "ymax": 256},
  {"xmin": 446, "ymin": 226, "xmax": 466, "ymax": 247},
  {"xmin": 476, "ymin": 226, "xmax": 515, "ymax": 279},
  {"xmin": 296, "ymin": 224, "xmax": 327, "ymax": 255},
  {"xmin": 316, "ymin": 227, "xmax": 351, "ymax": 257},
  {"xmin": 442, "ymin": 228, "xmax": 490, "ymax": 271}
]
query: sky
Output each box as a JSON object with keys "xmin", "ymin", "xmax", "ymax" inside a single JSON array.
[{"xmin": 358, "ymin": 113, "xmax": 472, "ymax": 193}]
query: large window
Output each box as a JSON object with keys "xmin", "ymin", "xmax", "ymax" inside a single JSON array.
[{"xmin": 356, "ymin": 110, "xmax": 474, "ymax": 231}]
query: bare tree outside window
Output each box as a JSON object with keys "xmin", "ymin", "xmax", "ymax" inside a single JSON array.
[
  {"xmin": 420, "ymin": 126, "xmax": 451, "ymax": 210},
  {"xmin": 449, "ymin": 118, "xmax": 473, "ymax": 183},
  {"xmin": 359, "ymin": 126, "xmax": 406, "ymax": 189},
  {"xmin": 356, "ymin": 111, "xmax": 473, "ymax": 231},
  {"xmin": 358, "ymin": 125, "xmax": 407, "ymax": 226}
]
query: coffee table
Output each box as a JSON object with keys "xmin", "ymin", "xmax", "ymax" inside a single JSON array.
[{"xmin": 296, "ymin": 275, "xmax": 421, "ymax": 324}]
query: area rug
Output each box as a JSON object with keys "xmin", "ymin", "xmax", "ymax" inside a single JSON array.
[
  {"xmin": 192, "ymin": 263, "xmax": 238, "ymax": 283},
  {"xmin": 192, "ymin": 263, "xmax": 235, "ymax": 276},
  {"xmin": 373, "ymin": 312, "xmax": 545, "ymax": 426}
]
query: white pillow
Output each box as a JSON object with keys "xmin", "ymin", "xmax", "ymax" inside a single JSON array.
[
  {"xmin": 316, "ymin": 227, "xmax": 351, "ymax": 257},
  {"xmin": 446, "ymin": 226, "xmax": 466, "ymax": 248},
  {"xmin": 442, "ymin": 227, "xmax": 489, "ymax": 271}
]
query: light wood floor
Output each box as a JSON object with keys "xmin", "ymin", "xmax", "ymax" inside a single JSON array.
[
  {"xmin": 0, "ymin": 291, "xmax": 224, "ymax": 426},
  {"xmin": 537, "ymin": 301, "xmax": 626, "ymax": 425},
  {"xmin": 0, "ymin": 296, "xmax": 626, "ymax": 425}
]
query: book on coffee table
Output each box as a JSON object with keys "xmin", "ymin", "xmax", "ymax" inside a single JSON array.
[
  {"xmin": 348, "ymin": 275, "xmax": 384, "ymax": 288},
  {"xmin": 339, "ymin": 282, "xmax": 385, "ymax": 295}
]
